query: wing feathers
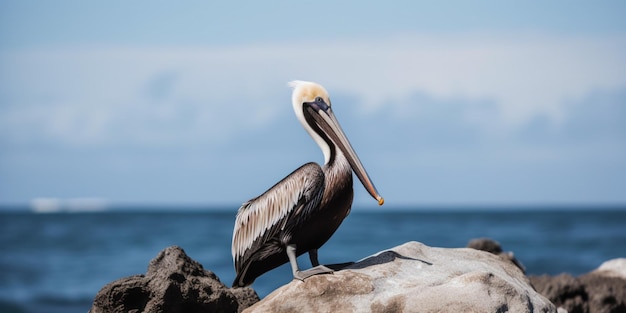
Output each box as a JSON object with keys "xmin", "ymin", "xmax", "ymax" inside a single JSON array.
[{"xmin": 231, "ymin": 163, "xmax": 324, "ymax": 263}]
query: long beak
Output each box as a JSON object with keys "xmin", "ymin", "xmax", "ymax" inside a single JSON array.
[{"xmin": 306, "ymin": 104, "xmax": 384, "ymax": 206}]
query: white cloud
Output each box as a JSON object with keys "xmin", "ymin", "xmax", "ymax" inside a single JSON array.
[
  {"xmin": 1, "ymin": 32, "xmax": 626, "ymax": 205},
  {"xmin": 1, "ymin": 32, "xmax": 625, "ymax": 148}
]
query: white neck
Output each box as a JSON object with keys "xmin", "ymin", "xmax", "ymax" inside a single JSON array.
[{"xmin": 293, "ymin": 105, "xmax": 332, "ymax": 165}]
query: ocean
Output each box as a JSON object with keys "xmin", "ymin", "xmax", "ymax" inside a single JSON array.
[{"xmin": 1, "ymin": 207, "xmax": 625, "ymax": 313}]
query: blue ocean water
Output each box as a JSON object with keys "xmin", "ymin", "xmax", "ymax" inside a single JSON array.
[{"xmin": 1, "ymin": 207, "xmax": 625, "ymax": 313}]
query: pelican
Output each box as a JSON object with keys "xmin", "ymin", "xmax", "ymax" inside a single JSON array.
[{"xmin": 231, "ymin": 80, "xmax": 384, "ymax": 287}]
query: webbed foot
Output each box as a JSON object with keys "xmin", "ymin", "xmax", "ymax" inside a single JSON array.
[{"xmin": 293, "ymin": 265, "xmax": 334, "ymax": 281}]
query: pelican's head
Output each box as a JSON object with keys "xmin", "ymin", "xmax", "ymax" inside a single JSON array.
[
  {"xmin": 288, "ymin": 80, "xmax": 384, "ymax": 206},
  {"xmin": 289, "ymin": 80, "xmax": 333, "ymax": 162},
  {"xmin": 289, "ymin": 80, "xmax": 332, "ymax": 112}
]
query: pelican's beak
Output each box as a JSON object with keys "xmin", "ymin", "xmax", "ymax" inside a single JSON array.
[{"xmin": 304, "ymin": 99, "xmax": 384, "ymax": 206}]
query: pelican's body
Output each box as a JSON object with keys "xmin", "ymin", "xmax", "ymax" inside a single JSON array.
[{"xmin": 231, "ymin": 81, "xmax": 383, "ymax": 287}]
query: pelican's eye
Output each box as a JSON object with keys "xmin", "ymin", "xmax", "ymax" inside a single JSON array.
[{"xmin": 315, "ymin": 96, "xmax": 324, "ymax": 103}]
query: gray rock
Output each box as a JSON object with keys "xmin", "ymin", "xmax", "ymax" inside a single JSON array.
[
  {"xmin": 90, "ymin": 246, "xmax": 259, "ymax": 313},
  {"xmin": 246, "ymin": 241, "xmax": 556, "ymax": 313}
]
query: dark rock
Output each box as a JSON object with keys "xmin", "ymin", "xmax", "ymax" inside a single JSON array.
[
  {"xmin": 530, "ymin": 259, "xmax": 626, "ymax": 313},
  {"xmin": 530, "ymin": 274, "xmax": 588, "ymax": 313},
  {"xmin": 579, "ymin": 273, "xmax": 626, "ymax": 313},
  {"xmin": 229, "ymin": 287, "xmax": 260, "ymax": 311},
  {"xmin": 468, "ymin": 237, "xmax": 526, "ymax": 273},
  {"xmin": 467, "ymin": 237, "xmax": 504, "ymax": 254},
  {"xmin": 90, "ymin": 246, "xmax": 259, "ymax": 313}
]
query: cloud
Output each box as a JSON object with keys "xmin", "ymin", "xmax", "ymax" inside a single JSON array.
[
  {"xmin": 1, "ymin": 32, "xmax": 625, "ymax": 204},
  {"xmin": 1, "ymin": 33, "xmax": 625, "ymax": 149}
]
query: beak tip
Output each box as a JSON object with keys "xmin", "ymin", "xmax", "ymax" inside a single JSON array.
[{"xmin": 377, "ymin": 197, "xmax": 384, "ymax": 206}]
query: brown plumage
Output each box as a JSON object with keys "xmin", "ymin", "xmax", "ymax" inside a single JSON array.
[{"xmin": 231, "ymin": 81, "xmax": 383, "ymax": 287}]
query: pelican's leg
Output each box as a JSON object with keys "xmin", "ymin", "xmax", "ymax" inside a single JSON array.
[
  {"xmin": 310, "ymin": 248, "xmax": 354, "ymax": 271},
  {"xmin": 286, "ymin": 244, "xmax": 302, "ymax": 278},
  {"xmin": 286, "ymin": 245, "xmax": 333, "ymax": 281},
  {"xmin": 309, "ymin": 248, "xmax": 334, "ymax": 273},
  {"xmin": 309, "ymin": 249, "xmax": 320, "ymax": 266}
]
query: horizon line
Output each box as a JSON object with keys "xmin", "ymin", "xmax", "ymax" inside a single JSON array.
[{"xmin": 1, "ymin": 202, "xmax": 625, "ymax": 213}]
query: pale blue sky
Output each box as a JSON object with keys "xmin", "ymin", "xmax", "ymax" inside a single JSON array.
[
  {"xmin": 1, "ymin": 1, "xmax": 625, "ymax": 209},
  {"xmin": 2, "ymin": 1, "xmax": 626, "ymax": 48}
]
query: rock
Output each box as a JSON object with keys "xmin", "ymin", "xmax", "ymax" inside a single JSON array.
[
  {"xmin": 530, "ymin": 274, "xmax": 588, "ymax": 313},
  {"xmin": 467, "ymin": 237, "xmax": 504, "ymax": 254},
  {"xmin": 468, "ymin": 237, "xmax": 526, "ymax": 273},
  {"xmin": 530, "ymin": 258, "xmax": 626, "ymax": 313},
  {"xmin": 245, "ymin": 241, "xmax": 556, "ymax": 313},
  {"xmin": 593, "ymin": 258, "xmax": 626, "ymax": 280},
  {"xmin": 90, "ymin": 246, "xmax": 259, "ymax": 313}
]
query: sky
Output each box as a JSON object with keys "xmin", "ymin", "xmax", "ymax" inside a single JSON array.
[{"xmin": 1, "ymin": 1, "xmax": 625, "ymax": 209}]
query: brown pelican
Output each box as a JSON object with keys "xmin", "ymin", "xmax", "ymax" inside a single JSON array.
[{"xmin": 231, "ymin": 80, "xmax": 384, "ymax": 287}]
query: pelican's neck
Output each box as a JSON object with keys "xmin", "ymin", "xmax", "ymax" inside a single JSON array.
[
  {"xmin": 310, "ymin": 127, "xmax": 332, "ymax": 165},
  {"xmin": 293, "ymin": 105, "xmax": 332, "ymax": 165},
  {"xmin": 323, "ymin": 149, "xmax": 352, "ymax": 190}
]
